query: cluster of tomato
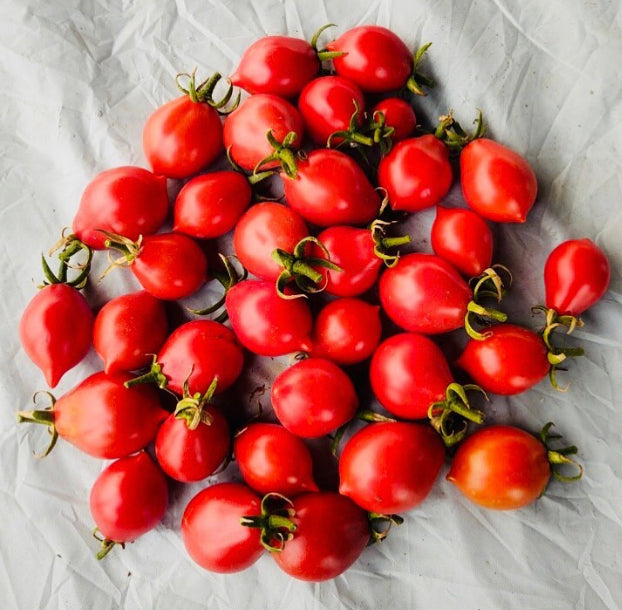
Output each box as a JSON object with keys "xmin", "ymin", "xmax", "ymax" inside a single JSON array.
[{"xmin": 18, "ymin": 25, "xmax": 611, "ymax": 581}]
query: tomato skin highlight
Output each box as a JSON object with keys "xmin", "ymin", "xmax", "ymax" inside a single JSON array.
[
  {"xmin": 93, "ymin": 290, "xmax": 168, "ymax": 374},
  {"xmin": 460, "ymin": 138, "xmax": 537, "ymax": 223},
  {"xmin": 379, "ymin": 253, "xmax": 472, "ymax": 334},
  {"xmin": 339, "ymin": 422, "xmax": 445, "ymax": 513},
  {"xmin": 370, "ymin": 333, "xmax": 452, "ymax": 419},
  {"xmin": 90, "ymin": 451, "xmax": 168, "ymax": 543},
  {"xmin": 457, "ymin": 324, "xmax": 550, "ymax": 395},
  {"xmin": 271, "ymin": 358, "xmax": 358, "ymax": 438},
  {"xmin": 447, "ymin": 425, "xmax": 551, "ymax": 510},
  {"xmin": 234, "ymin": 423, "xmax": 318, "ymax": 495},
  {"xmin": 20, "ymin": 283, "xmax": 94, "ymax": 388},
  {"xmin": 73, "ymin": 166, "xmax": 169, "ymax": 250},
  {"xmin": 544, "ymin": 238, "xmax": 610, "ymax": 316},
  {"xmin": 431, "ymin": 206, "xmax": 493, "ymax": 277},
  {"xmin": 173, "ymin": 171, "xmax": 252, "ymax": 239},
  {"xmin": 372, "ymin": 97, "xmax": 416, "ymax": 142},
  {"xmin": 143, "ymin": 95, "xmax": 223, "ymax": 179},
  {"xmin": 231, "ymin": 36, "xmax": 320, "ymax": 98},
  {"xmin": 182, "ymin": 482, "xmax": 263, "ymax": 573},
  {"xmin": 273, "ymin": 492, "xmax": 369, "ymax": 581}
]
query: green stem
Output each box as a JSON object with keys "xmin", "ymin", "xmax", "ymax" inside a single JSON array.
[{"xmin": 380, "ymin": 235, "xmax": 411, "ymax": 249}]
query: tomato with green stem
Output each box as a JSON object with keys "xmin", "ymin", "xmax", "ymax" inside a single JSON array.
[{"xmin": 371, "ymin": 97, "xmax": 416, "ymax": 142}]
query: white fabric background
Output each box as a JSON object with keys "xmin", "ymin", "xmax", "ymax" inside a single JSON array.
[{"xmin": 1, "ymin": 1, "xmax": 621, "ymax": 608}]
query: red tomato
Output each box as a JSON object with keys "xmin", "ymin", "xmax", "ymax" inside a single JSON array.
[
  {"xmin": 271, "ymin": 358, "xmax": 358, "ymax": 438},
  {"xmin": 231, "ymin": 36, "xmax": 320, "ymax": 98},
  {"xmin": 372, "ymin": 98, "xmax": 416, "ymax": 142},
  {"xmin": 273, "ymin": 492, "xmax": 369, "ymax": 581},
  {"xmin": 182, "ymin": 483, "xmax": 263, "ymax": 573},
  {"xmin": 156, "ymin": 320, "xmax": 244, "ymax": 395},
  {"xmin": 298, "ymin": 75, "xmax": 365, "ymax": 145},
  {"xmin": 20, "ymin": 284, "xmax": 93, "ymax": 388},
  {"xmin": 173, "ymin": 171, "xmax": 252, "ymax": 239},
  {"xmin": 225, "ymin": 279, "xmax": 312, "ymax": 356},
  {"xmin": 283, "ymin": 149, "xmax": 380, "ymax": 226},
  {"xmin": 327, "ymin": 26, "xmax": 412, "ymax": 92},
  {"xmin": 447, "ymin": 425, "xmax": 551, "ymax": 510},
  {"xmin": 93, "ymin": 291, "xmax": 168, "ymax": 374},
  {"xmin": 544, "ymin": 238, "xmax": 610, "ymax": 316},
  {"xmin": 72, "ymin": 166, "xmax": 169, "ymax": 250},
  {"xmin": 379, "ymin": 253, "xmax": 472, "ymax": 334},
  {"xmin": 223, "ymin": 94, "xmax": 304, "ymax": 171},
  {"xmin": 311, "ymin": 298, "xmax": 382, "ymax": 365},
  {"xmin": 339, "ymin": 422, "xmax": 445, "ymax": 513},
  {"xmin": 18, "ymin": 371, "xmax": 167, "ymax": 458},
  {"xmin": 431, "ymin": 206, "xmax": 493, "ymax": 277},
  {"xmin": 90, "ymin": 451, "xmax": 168, "ymax": 557},
  {"xmin": 234, "ymin": 423, "xmax": 318, "ymax": 495},
  {"xmin": 457, "ymin": 324, "xmax": 550, "ymax": 395},
  {"xmin": 155, "ymin": 405, "xmax": 230, "ymax": 482},
  {"xmin": 370, "ymin": 333, "xmax": 452, "ymax": 419},
  {"xmin": 460, "ymin": 138, "xmax": 537, "ymax": 223},
  {"xmin": 378, "ymin": 135, "xmax": 452, "ymax": 212},
  {"xmin": 143, "ymin": 94, "xmax": 223, "ymax": 179},
  {"xmin": 233, "ymin": 202, "xmax": 309, "ymax": 281}
]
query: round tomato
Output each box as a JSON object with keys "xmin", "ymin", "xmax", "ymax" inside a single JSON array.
[
  {"xmin": 311, "ymin": 298, "xmax": 382, "ymax": 365},
  {"xmin": 272, "ymin": 492, "xmax": 369, "ymax": 581},
  {"xmin": 372, "ymin": 97, "xmax": 416, "ymax": 142},
  {"xmin": 72, "ymin": 166, "xmax": 169, "ymax": 250},
  {"xmin": 93, "ymin": 290, "xmax": 168, "ymax": 374},
  {"xmin": 173, "ymin": 171, "xmax": 252, "ymax": 239},
  {"xmin": 378, "ymin": 135, "xmax": 452, "ymax": 212},
  {"xmin": 225, "ymin": 279, "xmax": 313, "ymax": 356},
  {"xmin": 234, "ymin": 423, "xmax": 318, "ymax": 495},
  {"xmin": 182, "ymin": 483, "xmax": 263, "ymax": 573},
  {"xmin": 339, "ymin": 422, "xmax": 445, "ymax": 513},
  {"xmin": 271, "ymin": 357, "xmax": 358, "ymax": 438},
  {"xmin": 20, "ymin": 283, "xmax": 93, "ymax": 388},
  {"xmin": 431, "ymin": 206, "xmax": 493, "ymax": 277},
  {"xmin": 460, "ymin": 138, "xmax": 537, "ymax": 223},
  {"xmin": 90, "ymin": 451, "xmax": 168, "ymax": 558}
]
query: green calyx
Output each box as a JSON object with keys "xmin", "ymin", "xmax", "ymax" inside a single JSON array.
[
  {"xmin": 539, "ymin": 422, "xmax": 583, "ymax": 483},
  {"xmin": 434, "ymin": 109, "xmax": 486, "ymax": 153},
  {"xmin": 176, "ymin": 69, "xmax": 240, "ymax": 114},
  {"xmin": 100, "ymin": 231, "xmax": 143, "ymax": 280},
  {"xmin": 327, "ymin": 99, "xmax": 374, "ymax": 149},
  {"xmin": 405, "ymin": 42, "xmax": 434, "ymax": 96},
  {"xmin": 225, "ymin": 146, "xmax": 275, "ymax": 189},
  {"xmin": 123, "ymin": 355, "xmax": 168, "ymax": 391},
  {"xmin": 367, "ymin": 512, "xmax": 404, "ymax": 545},
  {"xmin": 16, "ymin": 391, "xmax": 58, "ymax": 458},
  {"xmin": 255, "ymin": 130, "xmax": 301, "ymax": 179},
  {"xmin": 40, "ymin": 230, "xmax": 93, "ymax": 290},
  {"xmin": 465, "ymin": 265, "xmax": 512, "ymax": 340},
  {"xmin": 428, "ymin": 383, "xmax": 487, "ymax": 447},
  {"xmin": 370, "ymin": 218, "xmax": 411, "ymax": 267},
  {"xmin": 311, "ymin": 23, "xmax": 345, "ymax": 62},
  {"xmin": 240, "ymin": 493, "xmax": 297, "ymax": 552},
  {"xmin": 93, "ymin": 527, "xmax": 125, "ymax": 560},
  {"xmin": 174, "ymin": 376, "xmax": 218, "ymax": 431}
]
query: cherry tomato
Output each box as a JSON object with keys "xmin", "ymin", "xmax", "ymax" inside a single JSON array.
[
  {"xmin": 223, "ymin": 94, "xmax": 304, "ymax": 171},
  {"xmin": 271, "ymin": 358, "xmax": 358, "ymax": 438},
  {"xmin": 18, "ymin": 371, "xmax": 167, "ymax": 459},
  {"xmin": 311, "ymin": 298, "xmax": 382, "ymax": 365},
  {"xmin": 155, "ymin": 405, "xmax": 230, "ymax": 482},
  {"xmin": 372, "ymin": 98, "xmax": 416, "ymax": 142},
  {"xmin": 90, "ymin": 452, "xmax": 168, "ymax": 556},
  {"xmin": 283, "ymin": 149, "xmax": 380, "ymax": 226},
  {"xmin": 20, "ymin": 284, "xmax": 93, "ymax": 388},
  {"xmin": 225, "ymin": 279, "xmax": 312, "ymax": 356},
  {"xmin": 447, "ymin": 425, "xmax": 551, "ymax": 510},
  {"xmin": 182, "ymin": 483, "xmax": 263, "ymax": 573},
  {"xmin": 379, "ymin": 253, "xmax": 472, "ymax": 334},
  {"xmin": 233, "ymin": 202, "xmax": 309, "ymax": 281},
  {"xmin": 173, "ymin": 171, "xmax": 252, "ymax": 239},
  {"xmin": 327, "ymin": 26, "xmax": 412, "ymax": 92},
  {"xmin": 544, "ymin": 238, "xmax": 610, "ymax": 316},
  {"xmin": 370, "ymin": 333, "xmax": 452, "ymax": 419},
  {"xmin": 378, "ymin": 135, "xmax": 452, "ymax": 212},
  {"xmin": 457, "ymin": 324, "xmax": 549, "ymax": 395},
  {"xmin": 72, "ymin": 166, "xmax": 169, "ymax": 250},
  {"xmin": 231, "ymin": 35, "xmax": 320, "ymax": 98},
  {"xmin": 234, "ymin": 423, "xmax": 318, "ymax": 495},
  {"xmin": 298, "ymin": 76, "xmax": 365, "ymax": 145},
  {"xmin": 460, "ymin": 138, "xmax": 537, "ymax": 223},
  {"xmin": 93, "ymin": 290, "xmax": 168, "ymax": 374},
  {"xmin": 273, "ymin": 492, "xmax": 369, "ymax": 581},
  {"xmin": 431, "ymin": 206, "xmax": 493, "ymax": 277},
  {"xmin": 339, "ymin": 422, "xmax": 445, "ymax": 513}
]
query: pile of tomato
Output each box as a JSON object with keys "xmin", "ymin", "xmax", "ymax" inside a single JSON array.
[{"xmin": 18, "ymin": 24, "xmax": 611, "ymax": 581}]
